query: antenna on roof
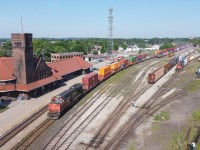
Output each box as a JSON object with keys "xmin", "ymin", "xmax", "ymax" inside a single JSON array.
[{"xmin": 21, "ymin": 17, "xmax": 24, "ymax": 34}]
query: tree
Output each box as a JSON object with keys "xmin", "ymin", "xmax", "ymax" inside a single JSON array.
[
  {"xmin": 159, "ymin": 42, "xmax": 173, "ymax": 50},
  {"xmin": 93, "ymin": 51, "xmax": 98, "ymax": 55}
]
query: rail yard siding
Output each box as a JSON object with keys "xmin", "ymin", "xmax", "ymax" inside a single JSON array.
[{"xmin": 136, "ymin": 66, "xmax": 176, "ymax": 108}]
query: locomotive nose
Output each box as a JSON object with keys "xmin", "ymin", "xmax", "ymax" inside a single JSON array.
[{"xmin": 48, "ymin": 103, "xmax": 60, "ymax": 112}]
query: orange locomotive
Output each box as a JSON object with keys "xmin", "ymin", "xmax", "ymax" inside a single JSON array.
[{"xmin": 48, "ymin": 83, "xmax": 84, "ymax": 119}]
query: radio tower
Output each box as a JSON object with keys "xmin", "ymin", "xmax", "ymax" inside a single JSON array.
[{"xmin": 107, "ymin": 8, "xmax": 114, "ymax": 60}]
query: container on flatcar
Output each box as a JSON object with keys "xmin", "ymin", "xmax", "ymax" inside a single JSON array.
[
  {"xmin": 136, "ymin": 54, "xmax": 142, "ymax": 62},
  {"xmin": 111, "ymin": 62, "xmax": 121, "ymax": 73},
  {"xmin": 154, "ymin": 50, "xmax": 159, "ymax": 55},
  {"xmin": 142, "ymin": 53, "xmax": 147, "ymax": 59},
  {"xmin": 98, "ymin": 65, "xmax": 111, "ymax": 76},
  {"xmin": 129, "ymin": 56, "xmax": 136, "ymax": 62},
  {"xmin": 178, "ymin": 55, "xmax": 183, "ymax": 61},
  {"xmin": 82, "ymin": 72, "xmax": 98, "ymax": 91},
  {"xmin": 98, "ymin": 65, "xmax": 111, "ymax": 81},
  {"xmin": 120, "ymin": 59, "xmax": 129, "ymax": 68},
  {"xmin": 148, "ymin": 67, "xmax": 164, "ymax": 84}
]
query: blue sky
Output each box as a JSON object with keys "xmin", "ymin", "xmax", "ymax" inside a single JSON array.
[{"xmin": 0, "ymin": 0, "xmax": 200, "ymax": 38}]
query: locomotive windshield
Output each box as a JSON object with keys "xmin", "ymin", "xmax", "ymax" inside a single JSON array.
[
  {"xmin": 54, "ymin": 99, "xmax": 62, "ymax": 104},
  {"xmin": 53, "ymin": 96, "xmax": 63, "ymax": 104}
]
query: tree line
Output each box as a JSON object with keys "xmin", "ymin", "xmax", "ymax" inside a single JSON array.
[{"xmin": 0, "ymin": 38, "xmax": 190, "ymax": 61}]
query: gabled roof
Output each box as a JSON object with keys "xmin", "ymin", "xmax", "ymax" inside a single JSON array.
[
  {"xmin": 73, "ymin": 57, "xmax": 92, "ymax": 69},
  {"xmin": 47, "ymin": 57, "xmax": 92, "ymax": 77},
  {"xmin": 0, "ymin": 56, "xmax": 91, "ymax": 93},
  {"xmin": 0, "ymin": 57, "xmax": 16, "ymax": 81},
  {"xmin": 16, "ymin": 76, "xmax": 59, "ymax": 92}
]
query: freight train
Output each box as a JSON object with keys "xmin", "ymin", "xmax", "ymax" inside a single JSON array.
[
  {"xmin": 48, "ymin": 44, "xmax": 193, "ymax": 119},
  {"xmin": 148, "ymin": 48, "xmax": 197, "ymax": 83},
  {"xmin": 176, "ymin": 53, "xmax": 200, "ymax": 71}
]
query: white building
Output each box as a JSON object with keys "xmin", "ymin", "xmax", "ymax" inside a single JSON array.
[
  {"xmin": 145, "ymin": 45, "xmax": 160, "ymax": 51},
  {"xmin": 125, "ymin": 45, "xmax": 141, "ymax": 52}
]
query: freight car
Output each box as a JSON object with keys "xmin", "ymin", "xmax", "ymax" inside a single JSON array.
[
  {"xmin": 148, "ymin": 67, "xmax": 165, "ymax": 84},
  {"xmin": 48, "ymin": 45, "xmax": 192, "ymax": 119},
  {"xmin": 148, "ymin": 56, "xmax": 179, "ymax": 84},
  {"xmin": 48, "ymin": 83, "xmax": 84, "ymax": 119},
  {"xmin": 176, "ymin": 50, "xmax": 197, "ymax": 72}
]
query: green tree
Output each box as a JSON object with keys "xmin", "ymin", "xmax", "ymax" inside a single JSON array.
[
  {"xmin": 93, "ymin": 51, "xmax": 98, "ymax": 55},
  {"xmin": 159, "ymin": 42, "xmax": 173, "ymax": 50}
]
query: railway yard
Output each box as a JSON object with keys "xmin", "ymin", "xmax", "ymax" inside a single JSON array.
[{"xmin": 1, "ymin": 45, "xmax": 200, "ymax": 150}]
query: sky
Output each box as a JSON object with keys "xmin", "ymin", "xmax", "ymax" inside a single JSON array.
[{"xmin": 0, "ymin": 0, "xmax": 200, "ymax": 38}]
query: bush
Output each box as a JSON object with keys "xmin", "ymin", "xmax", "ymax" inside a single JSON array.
[
  {"xmin": 192, "ymin": 108, "xmax": 200, "ymax": 121},
  {"xmin": 154, "ymin": 111, "xmax": 170, "ymax": 121}
]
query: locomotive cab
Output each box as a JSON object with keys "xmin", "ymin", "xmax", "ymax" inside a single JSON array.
[{"xmin": 176, "ymin": 62, "xmax": 183, "ymax": 71}]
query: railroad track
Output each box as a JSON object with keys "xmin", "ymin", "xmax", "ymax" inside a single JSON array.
[
  {"xmin": 86, "ymin": 68, "xmax": 152, "ymax": 149},
  {"xmin": 0, "ymin": 49, "xmax": 192, "ymax": 149},
  {"xmin": 0, "ymin": 105, "xmax": 48, "ymax": 148},
  {"xmin": 12, "ymin": 119, "xmax": 54, "ymax": 150},
  {"xmin": 104, "ymin": 54, "xmax": 198, "ymax": 149},
  {"xmin": 104, "ymin": 91, "xmax": 186, "ymax": 150},
  {"xmin": 86, "ymin": 51, "xmax": 197, "ymax": 149},
  {"xmin": 9, "ymin": 58, "xmax": 158, "ymax": 150},
  {"xmin": 43, "ymin": 58, "xmax": 166, "ymax": 150}
]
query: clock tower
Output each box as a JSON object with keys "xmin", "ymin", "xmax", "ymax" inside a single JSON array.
[{"xmin": 12, "ymin": 33, "xmax": 35, "ymax": 84}]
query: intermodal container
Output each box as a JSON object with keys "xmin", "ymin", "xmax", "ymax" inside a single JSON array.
[
  {"xmin": 137, "ymin": 54, "xmax": 142, "ymax": 62},
  {"xmin": 120, "ymin": 59, "xmax": 128, "ymax": 66},
  {"xmin": 111, "ymin": 62, "xmax": 120, "ymax": 70},
  {"xmin": 82, "ymin": 72, "xmax": 98, "ymax": 90},
  {"xmin": 148, "ymin": 67, "xmax": 164, "ymax": 84},
  {"xmin": 154, "ymin": 50, "xmax": 159, "ymax": 55},
  {"xmin": 98, "ymin": 65, "xmax": 111, "ymax": 76},
  {"xmin": 128, "ymin": 61, "xmax": 136, "ymax": 66},
  {"xmin": 190, "ymin": 55, "xmax": 195, "ymax": 61},
  {"xmin": 98, "ymin": 73, "xmax": 111, "ymax": 81},
  {"xmin": 182, "ymin": 58, "xmax": 188, "ymax": 67},
  {"xmin": 142, "ymin": 53, "xmax": 147, "ymax": 59},
  {"xmin": 129, "ymin": 56, "xmax": 136, "ymax": 62}
]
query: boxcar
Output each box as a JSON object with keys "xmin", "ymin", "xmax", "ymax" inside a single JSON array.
[
  {"xmin": 148, "ymin": 67, "xmax": 164, "ymax": 84},
  {"xmin": 164, "ymin": 63, "xmax": 174, "ymax": 74}
]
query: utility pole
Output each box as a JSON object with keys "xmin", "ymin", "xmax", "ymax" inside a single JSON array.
[{"xmin": 107, "ymin": 8, "xmax": 114, "ymax": 61}]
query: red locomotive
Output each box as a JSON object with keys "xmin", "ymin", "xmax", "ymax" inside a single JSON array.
[{"xmin": 48, "ymin": 83, "xmax": 84, "ymax": 119}]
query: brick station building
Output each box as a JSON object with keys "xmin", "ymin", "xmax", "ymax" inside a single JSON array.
[{"xmin": 0, "ymin": 33, "xmax": 92, "ymax": 100}]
